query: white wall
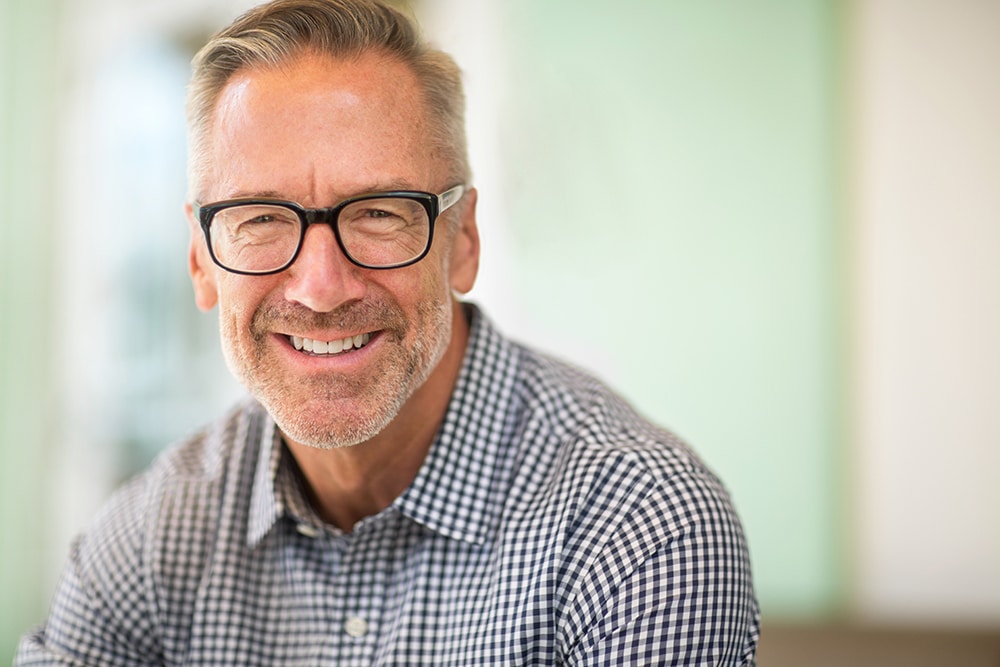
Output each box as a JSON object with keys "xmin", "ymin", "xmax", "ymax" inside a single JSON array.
[{"xmin": 853, "ymin": 0, "xmax": 1000, "ymax": 625}]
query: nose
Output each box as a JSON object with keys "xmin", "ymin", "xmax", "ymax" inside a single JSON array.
[{"xmin": 283, "ymin": 223, "xmax": 367, "ymax": 312}]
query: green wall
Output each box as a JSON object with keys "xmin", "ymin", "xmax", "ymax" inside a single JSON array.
[
  {"xmin": 502, "ymin": 0, "xmax": 843, "ymax": 617},
  {"xmin": 0, "ymin": 0, "xmax": 61, "ymax": 660}
]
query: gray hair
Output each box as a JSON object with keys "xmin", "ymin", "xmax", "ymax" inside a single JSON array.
[{"xmin": 186, "ymin": 0, "xmax": 468, "ymax": 200}]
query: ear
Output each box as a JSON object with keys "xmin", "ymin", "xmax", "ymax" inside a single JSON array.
[
  {"xmin": 186, "ymin": 203, "xmax": 219, "ymax": 311},
  {"xmin": 448, "ymin": 187, "xmax": 480, "ymax": 295}
]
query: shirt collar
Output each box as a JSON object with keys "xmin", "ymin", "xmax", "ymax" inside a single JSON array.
[
  {"xmin": 246, "ymin": 303, "xmax": 522, "ymax": 548},
  {"xmin": 247, "ymin": 407, "xmax": 324, "ymax": 548},
  {"xmin": 247, "ymin": 412, "xmax": 284, "ymax": 547}
]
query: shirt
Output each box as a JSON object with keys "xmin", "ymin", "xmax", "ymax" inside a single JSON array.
[{"xmin": 18, "ymin": 305, "xmax": 760, "ymax": 665}]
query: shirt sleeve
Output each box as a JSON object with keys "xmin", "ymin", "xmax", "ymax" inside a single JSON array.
[
  {"xmin": 562, "ymin": 466, "xmax": 760, "ymax": 666},
  {"xmin": 15, "ymin": 476, "xmax": 164, "ymax": 667}
]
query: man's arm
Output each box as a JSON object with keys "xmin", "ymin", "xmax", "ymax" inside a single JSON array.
[
  {"xmin": 561, "ymin": 468, "xmax": 760, "ymax": 666},
  {"xmin": 16, "ymin": 478, "xmax": 163, "ymax": 666}
]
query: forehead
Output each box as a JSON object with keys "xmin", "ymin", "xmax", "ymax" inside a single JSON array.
[{"xmin": 201, "ymin": 51, "xmax": 440, "ymax": 203}]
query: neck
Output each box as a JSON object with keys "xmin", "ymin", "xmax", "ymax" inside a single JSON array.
[{"xmin": 285, "ymin": 300, "xmax": 470, "ymax": 532}]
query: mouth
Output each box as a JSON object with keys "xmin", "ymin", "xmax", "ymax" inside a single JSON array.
[{"xmin": 288, "ymin": 332, "xmax": 374, "ymax": 356}]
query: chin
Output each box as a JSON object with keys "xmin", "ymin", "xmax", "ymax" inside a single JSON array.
[{"xmin": 271, "ymin": 397, "xmax": 403, "ymax": 450}]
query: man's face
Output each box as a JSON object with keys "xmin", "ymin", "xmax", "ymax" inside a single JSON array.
[{"xmin": 187, "ymin": 52, "xmax": 479, "ymax": 449}]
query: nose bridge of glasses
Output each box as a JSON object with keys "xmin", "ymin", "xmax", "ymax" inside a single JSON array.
[
  {"xmin": 302, "ymin": 204, "xmax": 343, "ymax": 230},
  {"xmin": 299, "ymin": 204, "xmax": 351, "ymax": 265}
]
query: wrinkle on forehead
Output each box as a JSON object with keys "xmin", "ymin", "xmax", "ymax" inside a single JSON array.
[
  {"xmin": 214, "ymin": 51, "xmax": 426, "ymax": 139},
  {"xmin": 200, "ymin": 52, "xmax": 438, "ymax": 206}
]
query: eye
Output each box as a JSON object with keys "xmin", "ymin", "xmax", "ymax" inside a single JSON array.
[
  {"xmin": 244, "ymin": 213, "xmax": 279, "ymax": 224},
  {"xmin": 212, "ymin": 204, "xmax": 299, "ymax": 241},
  {"xmin": 342, "ymin": 198, "xmax": 425, "ymax": 228},
  {"xmin": 233, "ymin": 208, "xmax": 298, "ymax": 227},
  {"xmin": 358, "ymin": 207, "xmax": 404, "ymax": 222}
]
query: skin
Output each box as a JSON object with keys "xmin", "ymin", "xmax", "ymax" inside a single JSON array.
[{"xmin": 186, "ymin": 50, "xmax": 480, "ymax": 532}]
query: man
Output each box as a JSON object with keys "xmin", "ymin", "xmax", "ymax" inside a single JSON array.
[{"xmin": 18, "ymin": 0, "xmax": 759, "ymax": 664}]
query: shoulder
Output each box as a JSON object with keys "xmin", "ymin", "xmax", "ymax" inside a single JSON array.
[
  {"xmin": 76, "ymin": 397, "xmax": 271, "ymax": 614},
  {"xmin": 79, "ymin": 397, "xmax": 262, "ymax": 578},
  {"xmin": 513, "ymin": 345, "xmax": 714, "ymax": 495},
  {"xmin": 94, "ymin": 397, "xmax": 262, "ymax": 533},
  {"xmin": 508, "ymin": 344, "xmax": 751, "ymax": 589}
]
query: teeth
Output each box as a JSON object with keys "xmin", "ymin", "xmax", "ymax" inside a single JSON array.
[{"xmin": 291, "ymin": 333, "xmax": 372, "ymax": 355}]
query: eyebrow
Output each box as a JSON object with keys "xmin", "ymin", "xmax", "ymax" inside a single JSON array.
[{"xmin": 222, "ymin": 179, "xmax": 424, "ymax": 203}]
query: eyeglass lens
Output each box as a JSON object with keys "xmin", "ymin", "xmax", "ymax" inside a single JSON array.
[{"xmin": 209, "ymin": 197, "xmax": 432, "ymax": 272}]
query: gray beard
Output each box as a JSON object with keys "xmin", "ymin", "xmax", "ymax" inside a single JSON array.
[{"xmin": 221, "ymin": 294, "xmax": 452, "ymax": 450}]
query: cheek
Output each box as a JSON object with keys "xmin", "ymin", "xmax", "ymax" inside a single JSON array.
[
  {"xmin": 419, "ymin": 258, "xmax": 454, "ymax": 306},
  {"xmin": 381, "ymin": 243, "xmax": 453, "ymax": 304},
  {"xmin": 216, "ymin": 276, "xmax": 273, "ymax": 332},
  {"xmin": 423, "ymin": 233, "xmax": 457, "ymax": 292}
]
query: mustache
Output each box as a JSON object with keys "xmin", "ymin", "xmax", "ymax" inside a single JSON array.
[{"xmin": 250, "ymin": 297, "xmax": 406, "ymax": 337}]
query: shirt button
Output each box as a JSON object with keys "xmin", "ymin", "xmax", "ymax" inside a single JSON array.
[
  {"xmin": 296, "ymin": 523, "xmax": 319, "ymax": 538},
  {"xmin": 344, "ymin": 616, "xmax": 368, "ymax": 638}
]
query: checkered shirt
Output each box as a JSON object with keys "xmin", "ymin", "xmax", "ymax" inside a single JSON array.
[{"xmin": 18, "ymin": 305, "xmax": 759, "ymax": 665}]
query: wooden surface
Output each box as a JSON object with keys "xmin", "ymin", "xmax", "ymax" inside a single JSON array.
[{"xmin": 757, "ymin": 621, "xmax": 1000, "ymax": 667}]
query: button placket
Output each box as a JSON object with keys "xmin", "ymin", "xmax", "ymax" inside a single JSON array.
[{"xmin": 329, "ymin": 516, "xmax": 393, "ymax": 662}]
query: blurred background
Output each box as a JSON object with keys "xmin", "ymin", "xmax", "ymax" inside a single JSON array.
[{"xmin": 1, "ymin": 0, "xmax": 997, "ymax": 664}]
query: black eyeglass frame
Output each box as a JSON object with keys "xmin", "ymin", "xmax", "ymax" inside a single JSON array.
[{"xmin": 193, "ymin": 184, "xmax": 465, "ymax": 275}]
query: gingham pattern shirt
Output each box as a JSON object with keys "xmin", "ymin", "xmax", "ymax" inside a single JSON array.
[{"xmin": 19, "ymin": 305, "xmax": 759, "ymax": 666}]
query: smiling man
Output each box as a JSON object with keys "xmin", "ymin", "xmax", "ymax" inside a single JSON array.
[
  {"xmin": 188, "ymin": 46, "xmax": 480, "ymax": 530},
  {"xmin": 18, "ymin": 1, "xmax": 759, "ymax": 665}
]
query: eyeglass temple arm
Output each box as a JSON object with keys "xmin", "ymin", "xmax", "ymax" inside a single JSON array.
[{"xmin": 439, "ymin": 185, "xmax": 465, "ymax": 213}]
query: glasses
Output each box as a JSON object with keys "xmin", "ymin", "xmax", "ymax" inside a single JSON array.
[{"xmin": 193, "ymin": 185, "xmax": 465, "ymax": 275}]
